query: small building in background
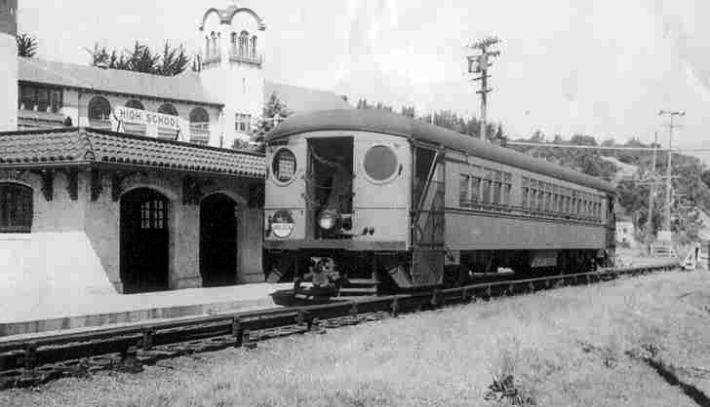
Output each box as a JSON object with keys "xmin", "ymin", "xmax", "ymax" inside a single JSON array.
[{"xmin": 615, "ymin": 217, "xmax": 635, "ymax": 248}]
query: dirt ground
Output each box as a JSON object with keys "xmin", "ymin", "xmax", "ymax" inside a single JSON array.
[{"xmin": 2, "ymin": 268, "xmax": 709, "ymax": 407}]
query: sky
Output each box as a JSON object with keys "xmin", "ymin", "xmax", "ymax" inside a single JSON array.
[{"xmin": 17, "ymin": 0, "xmax": 710, "ymax": 160}]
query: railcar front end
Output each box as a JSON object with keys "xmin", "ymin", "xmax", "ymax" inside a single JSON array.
[{"xmin": 263, "ymin": 129, "xmax": 421, "ymax": 293}]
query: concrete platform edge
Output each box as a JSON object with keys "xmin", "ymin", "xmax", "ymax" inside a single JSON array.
[{"xmin": 0, "ymin": 297, "xmax": 278, "ymax": 337}]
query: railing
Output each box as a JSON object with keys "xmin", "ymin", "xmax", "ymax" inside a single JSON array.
[
  {"xmin": 17, "ymin": 109, "xmax": 65, "ymax": 129},
  {"xmin": 202, "ymin": 55, "xmax": 222, "ymax": 66},
  {"xmin": 228, "ymin": 50, "xmax": 262, "ymax": 66},
  {"xmin": 189, "ymin": 123, "xmax": 210, "ymax": 144},
  {"xmin": 88, "ymin": 119, "xmax": 112, "ymax": 129}
]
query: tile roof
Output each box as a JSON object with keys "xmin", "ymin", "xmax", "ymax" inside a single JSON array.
[
  {"xmin": 18, "ymin": 58, "xmax": 220, "ymax": 106},
  {"xmin": 0, "ymin": 128, "xmax": 265, "ymax": 178}
]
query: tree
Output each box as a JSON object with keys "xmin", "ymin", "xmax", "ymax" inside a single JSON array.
[
  {"xmin": 400, "ymin": 105, "xmax": 416, "ymax": 118},
  {"xmin": 249, "ymin": 93, "xmax": 292, "ymax": 145},
  {"xmin": 16, "ymin": 33, "xmax": 38, "ymax": 57},
  {"xmin": 156, "ymin": 42, "xmax": 190, "ymax": 76},
  {"xmin": 87, "ymin": 41, "xmax": 190, "ymax": 76}
]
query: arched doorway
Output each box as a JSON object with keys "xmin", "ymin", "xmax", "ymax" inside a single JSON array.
[
  {"xmin": 120, "ymin": 188, "xmax": 170, "ymax": 293},
  {"xmin": 200, "ymin": 193, "xmax": 238, "ymax": 287}
]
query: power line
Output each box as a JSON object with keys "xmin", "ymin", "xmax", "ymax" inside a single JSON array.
[
  {"xmin": 506, "ymin": 140, "xmax": 710, "ymax": 153},
  {"xmin": 506, "ymin": 141, "xmax": 662, "ymax": 151}
]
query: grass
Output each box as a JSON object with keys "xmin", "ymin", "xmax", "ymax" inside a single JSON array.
[{"xmin": 2, "ymin": 269, "xmax": 710, "ymax": 406}]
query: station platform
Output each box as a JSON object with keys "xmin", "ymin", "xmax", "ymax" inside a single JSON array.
[{"xmin": 0, "ymin": 283, "xmax": 294, "ymax": 338}]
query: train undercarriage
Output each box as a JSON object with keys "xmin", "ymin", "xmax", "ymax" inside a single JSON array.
[{"xmin": 265, "ymin": 247, "xmax": 610, "ymax": 298}]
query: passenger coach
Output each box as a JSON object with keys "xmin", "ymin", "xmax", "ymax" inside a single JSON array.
[{"xmin": 262, "ymin": 109, "xmax": 615, "ymax": 292}]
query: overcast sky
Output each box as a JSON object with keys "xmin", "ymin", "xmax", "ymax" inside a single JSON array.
[{"xmin": 17, "ymin": 0, "xmax": 710, "ymax": 160}]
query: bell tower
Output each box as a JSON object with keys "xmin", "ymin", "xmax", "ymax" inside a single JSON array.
[
  {"xmin": 198, "ymin": 2, "xmax": 266, "ymax": 147},
  {"xmin": 0, "ymin": 0, "xmax": 18, "ymax": 131}
]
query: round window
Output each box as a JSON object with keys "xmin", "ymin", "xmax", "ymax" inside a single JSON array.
[
  {"xmin": 363, "ymin": 145, "xmax": 398, "ymax": 182},
  {"xmin": 272, "ymin": 148, "xmax": 297, "ymax": 183}
]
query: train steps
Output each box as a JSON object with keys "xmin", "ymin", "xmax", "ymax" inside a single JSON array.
[{"xmin": 338, "ymin": 278, "xmax": 379, "ymax": 297}]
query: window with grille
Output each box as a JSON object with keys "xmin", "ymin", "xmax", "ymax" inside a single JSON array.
[
  {"xmin": 235, "ymin": 113, "xmax": 252, "ymax": 133},
  {"xmin": 140, "ymin": 199, "xmax": 167, "ymax": 230},
  {"xmin": 0, "ymin": 183, "xmax": 33, "ymax": 233},
  {"xmin": 18, "ymin": 84, "xmax": 63, "ymax": 113}
]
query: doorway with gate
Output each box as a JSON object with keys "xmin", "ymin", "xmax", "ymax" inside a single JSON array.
[
  {"xmin": 120, "ymin": 188, "xmax": 170, "ymax": 293},
  {"xmin": 200, "ymin": 193, "xmax": 238, "ymax": 287}
]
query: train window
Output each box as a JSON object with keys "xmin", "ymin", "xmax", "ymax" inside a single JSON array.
[
  {"xmin": 272, "ymin": 148, "xmax": 297, "ymax": 183},
  {"xmin": 363, "ymin": 145, "xmax": 398, "ymax": 182},
  {"xmin": 459, "ymin": 174, "xmax": 470, "ymax": 207},
  {"xmin": 492, "ymin": 171, "xmax": 502, "ymax": 204},
  {"xmin": 535, "ymin": 184, "xmax": 543, "ymax": 211},
  {"xmin": 481, "ymin": 178, "xmax": 491, "ymax": 204},
  {"xmin": 471, "ymin": 177, "xmax": 481, "ymax": 203}
]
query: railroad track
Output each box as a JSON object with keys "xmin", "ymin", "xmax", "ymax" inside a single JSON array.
[{"xmin": 0, "ymin": 260, "xmax": 679, "ymax": 390}]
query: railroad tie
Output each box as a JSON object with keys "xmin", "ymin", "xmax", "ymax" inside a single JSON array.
[
  {"xmin": 232, "ymin": 317, "xmax": 243, "ymax": 348},
  {"xmin": 19, "ymin": 342, "xmax": 38, "ymax": 384},
  {"xmin": 390, "ymin": 298, "xmax": 400, "ymax": 317},
  {"xmin": 120, "ymin": 346, "xmax": 143, "ymax": 373},
  {"xmin": 142, "ymin": 329, "xmax": 155, "ymax": 351},
  {"xmin": 430, "ymin": 290, "xmax": 441, "ymax": 307},
  {"xmin": 242, "ymin": 330, "xmax": 257, "ymax": 350}
]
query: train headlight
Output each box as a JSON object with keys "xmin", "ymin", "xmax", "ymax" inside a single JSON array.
[{"xmin": 318, "ymin": 209, "xmax": 340, "ymax": 230}]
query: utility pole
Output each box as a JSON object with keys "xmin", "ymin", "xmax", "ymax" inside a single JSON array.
[
  {"xmin": 646, "ymin": 131, "xmax": 658, "ymax": 250},
  {"xmin": 466, "ymin": 37, "xmax": 501, "ymax": 141},
  {"xmin": 657, "ymin": 110, "xmax": 684, "ymax": 243}
]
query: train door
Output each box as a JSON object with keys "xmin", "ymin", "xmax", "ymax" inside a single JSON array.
[
  {"xmin": 306, "ymin": 137, "xmax": 354, "ymax": 239},
  {"xmin": 410, "ymin": 144, "xmax": 445, "ymax": 285}
]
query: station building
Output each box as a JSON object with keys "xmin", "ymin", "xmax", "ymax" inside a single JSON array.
[{"xmin": 0, "ymin": 1, "xmax": 350, "ymax": 299}]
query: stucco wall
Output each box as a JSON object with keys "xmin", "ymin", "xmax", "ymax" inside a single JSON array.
[
  {"xmin": 0, "ymin": 170, "xmax": 115, "ymax": 302},
  {"xmin": 0, "ymin": 167, "xmax": 265, "ymax": 298}
]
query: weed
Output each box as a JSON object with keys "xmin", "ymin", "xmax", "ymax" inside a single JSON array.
[{"xmin": 484, "ymin": 375, "xmax": 537, "ymax": 406}]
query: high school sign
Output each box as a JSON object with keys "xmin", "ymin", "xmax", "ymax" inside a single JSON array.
[{"xmin": 112, "ymin": 106, "xmax": 186, "ymax": 138}]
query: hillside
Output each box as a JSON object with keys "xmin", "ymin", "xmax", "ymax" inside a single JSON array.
[{"xmin": 509, "ymin": 134, "xmax": 710, "ymax": 245}]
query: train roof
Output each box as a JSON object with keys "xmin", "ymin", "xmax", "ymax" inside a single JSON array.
[{"xmin": 266, "ymin": 109, "xmax": 615, "ymax": 193}]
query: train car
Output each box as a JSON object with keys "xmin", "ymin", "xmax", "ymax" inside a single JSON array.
[{"xmin": 262, "ymin": 109, "xmax": 615, "ymax": 294}]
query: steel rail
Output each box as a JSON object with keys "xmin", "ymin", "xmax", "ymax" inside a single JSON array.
[{"xmin": 0, "ymin": 260, "xmax": 679, "ymax": 389}]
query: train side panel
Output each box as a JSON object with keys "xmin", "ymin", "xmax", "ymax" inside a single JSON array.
[{"xmin": 444, "ymin": 212, "xmax": 606, "ymax": 251}]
